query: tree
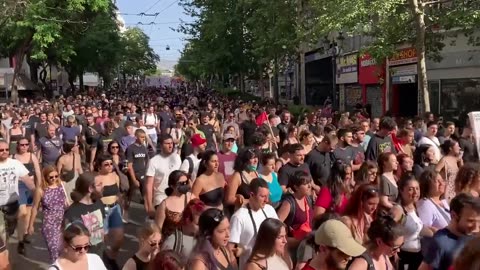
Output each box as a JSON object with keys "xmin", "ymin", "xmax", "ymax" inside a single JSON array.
[
  {"xmin": 0, "ymin": 0, "xmax": 111, "ymax": 102},
  {"xmin": 177, "ymin": 0, "xmax": 305, "ymax": 98},
  {"xmin": 119, "ymin": 27, "xmax": 159, "ymax": 83},
  {"xmin": 244, "ymin": 0, "xmax": 298, "ymax": 102},
  {"xmin": 309, "ymin": 0, "xmax": 480, "ymax": 113}
]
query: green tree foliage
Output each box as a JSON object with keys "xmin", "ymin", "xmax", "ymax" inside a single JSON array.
[
  {"xmin": 119, "ymin": 27, "xmax": 160, "ymax": 79},
  {"xmin": 0, "ymin": 0, "xmax": 111, "ymax": 101},
  {"xmin": 308, "ymin": 0, "xmax": 480, "ymax": 113},
  {"xmin": 176, "ymin": 0, "xmax": 300, "ymax": 94}
]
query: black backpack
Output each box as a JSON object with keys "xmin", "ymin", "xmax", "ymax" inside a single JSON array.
[
  {"xmin": 346, "ymin": 252, "xmax": 375, "ymax": 270},
  {"xmin": 282, "ymin": 193, "xmax": 314, "ymax": 228}
]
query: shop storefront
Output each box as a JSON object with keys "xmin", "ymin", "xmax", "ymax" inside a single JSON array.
[
  {"xmin": 388, "ymin": 47, "xmax": 419, "ymax": 117},
  {"xmin": 337, "ymin": 53, "xmax": 361, "ymax": 113},
  {"xmin": 427, "ymin": 49, "xmax": 480, "ymax": 119},
  {"xmin": 305, "ymin": 51, "xmax": 334, "ymax": 106},
  {"xmin": 358, "ymin": 54, "xmax": 386, "ymax": 118}
]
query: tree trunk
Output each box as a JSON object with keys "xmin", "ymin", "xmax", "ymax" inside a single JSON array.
[
  {"xmin": 273, "ymin": 58, "xmax": 280, "ymax": 104},
  {"xmin": 410, "ymin": 0, "xmax": 430, "ymax": 114},
  {"xmin": 79, "ymin": 72, "xmax": 84, "ymax": 92},
  {"xmin": 39, "ymin": 65, "xmax": 48, "ymax": 97},
  {"xmin": 26, "ymin": 54, "xmax": 39, "ymax": 84},
  {"xmin": 10, "ymin": 35, "xmax": 33, "ymax": 104},
  {"xmin": 297, "ymin": 0, "xmax": 307, "ymax": 105},
  {"xmin": 68, "ymin": 71, "xmax": 76, "ymax": 96}
]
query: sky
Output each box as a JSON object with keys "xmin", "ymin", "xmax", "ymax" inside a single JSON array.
[{"xmin": 116, "ymin": 0, "xmax": 192, "ymax": 70}]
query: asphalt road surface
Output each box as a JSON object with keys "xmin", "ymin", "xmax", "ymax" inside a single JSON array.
[{"xmin": 9, "ymin": 201, "xmax": 147, "ymax": 269}]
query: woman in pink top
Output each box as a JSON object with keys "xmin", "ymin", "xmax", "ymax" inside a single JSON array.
[{"xmin": 314, "ymin": 161, "xmax": 353, "ymax": 220}]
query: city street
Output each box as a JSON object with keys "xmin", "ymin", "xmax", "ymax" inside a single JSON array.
[{"xmin": 9, "ymin": 202, "xmax": 147, "ymax": 269}]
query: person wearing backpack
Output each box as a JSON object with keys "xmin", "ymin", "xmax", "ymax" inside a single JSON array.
[
  {"xmin": 180, "ymin": 134, "xmax": 206, "ymax": 182},
  {"xmin": 161, "ymin": 198, "xmax": 206, "ymax": 264},
  {"xmin": 301, "ymin": 219, "xmax": 365, "ymax": 270},
  {"xmin": 277, "ymin": 171, "xmax": 314, "ymax": 251},
  {"xmin": 347, "ymin": 214, "xmax": 404, "ymax": 270}
]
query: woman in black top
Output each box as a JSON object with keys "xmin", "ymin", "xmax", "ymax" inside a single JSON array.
[
  {"xmin": 122, "ymin": 222, "xmax": 161, "ymax": 270},
  {"xmin": 413, "ymin": 144, "xmax": 437, "ymax": 179},
  {"xmin": 225, "ymin": 148, "xmax": 259, "ymax": 209}
]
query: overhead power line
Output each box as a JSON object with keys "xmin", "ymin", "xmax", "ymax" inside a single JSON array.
[{"xmin": 143, "ymin": 0, "xmax": 163, "ymax": 13}]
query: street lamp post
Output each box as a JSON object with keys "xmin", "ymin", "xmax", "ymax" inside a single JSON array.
[{"xmin": 323, "ymin": 33, "xmax": 344, "ymax": 110}]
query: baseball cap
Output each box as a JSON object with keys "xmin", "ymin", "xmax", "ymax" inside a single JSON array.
[
  {"xmin": 223, "ymin": 133, "xmax": 235, "ymax": 141},
  {"xmin": 191, "ymin": 134, "xmax": 207, "ymax": 148},
  {"xmin": 315, "ymin": 220, "xmax": 365, "ymax": 257}
]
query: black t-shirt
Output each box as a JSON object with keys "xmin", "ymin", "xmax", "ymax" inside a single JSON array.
[
  {"xmin": 240, "ymin": 121, "xmax": 257, "ymax": 147},
  {"xmin": 278, "ymin": 162, "xmax": 311, "ymax": 187},
  {"xmin": 126, "ymin": 143, "xmax": 148, "ymax": 179},
  {"xmin": 96, "ymin": 133, "xmax": 116, "ymax": 154},
  {"xmin": 459, "ymin": 137, "xmax": 478, "ymax": 163},
  {"xmin": 34, "ymin": 122, "xmax": 49, "ymax": 141},
  {"xmin": 158, "ymin": 111, "xmax": 173, "ymax": 133},
  {"xmin": 198, "ymin": 123, "xmax": 216, "ymax": 150},
  {"xmin": 277, "ymin": 122, "xmax": 289, "ymax": 144},
  {"xmin": 63, "ymin": 201, "xmax": 106, "ymax": 257},
  {"xmin": 23, "ymin": 120, "xmax": 34, "ymax": 138},
  {"xmin": 365, "ymin": 134, "xmax": 397, "ymax": 161},
  {"xmin": 84, "ymin": 123, "xmax": 101, "ymax": 146},
  {"xmin": 305, "ymin": 149, "xmax": 335, "ymax": 186}
]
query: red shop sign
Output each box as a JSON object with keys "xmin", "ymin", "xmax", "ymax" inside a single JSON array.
[{"xmin": 359, "ymin": 54, "xmax": 384, "ymax": 85}]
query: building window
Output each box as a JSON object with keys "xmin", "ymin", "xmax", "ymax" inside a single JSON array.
[
  {"xmin": 428, "ymin": 81, "xmax": 440, "ymax": 115},
  {"xmin": 440, "ymin": 78, "xmax": 480, "ymax": 118}
]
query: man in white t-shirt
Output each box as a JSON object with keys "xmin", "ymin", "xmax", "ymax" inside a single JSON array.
[
  {"xmin": 229, "ymin": 178, "xmax": 279, "ymax": 268},
  {"xmin": 180, "ymin": 134, "xmax": 206, "ymax": 181},
  {"xmin": 418, "ymin": 121, "xmax": 442, "ymax": 162},
  {"xmin": 145, "ymin": 134, "xmax": 182, "ymax": 218},
  {"xmin": 0, "ymin": 140, "xmax": 34, "ymax": 242},
  {"xmin": 143, "ymin": 105, "xmax": 160, "ymax": 145}
]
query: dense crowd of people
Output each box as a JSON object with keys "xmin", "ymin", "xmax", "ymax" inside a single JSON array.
[{"xmin": 0, "ymin": 85, "xmax": 478, "ymax": 270}]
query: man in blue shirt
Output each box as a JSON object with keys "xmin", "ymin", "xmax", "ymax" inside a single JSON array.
[{"xmin": 419, "ymin": 193, "xmax": 480, "ymax": 270}]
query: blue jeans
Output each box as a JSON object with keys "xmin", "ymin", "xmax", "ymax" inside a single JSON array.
[
  {"xmin": 104, "ymin": 204, "xmax": 123, "ymax": 233},
  {"xmin": 148, "ymin": 132, "xmax": 158, "ymax": 146}
]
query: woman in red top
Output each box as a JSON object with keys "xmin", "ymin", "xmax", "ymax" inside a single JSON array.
[{"xmin": 314, "ymin": 161, "xmax": 352, "ymax": 220}]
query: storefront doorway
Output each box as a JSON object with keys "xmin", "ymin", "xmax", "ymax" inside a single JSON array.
[{"xmin": 396, "ymin": 83, "xmax": 418, "ymax": 117}]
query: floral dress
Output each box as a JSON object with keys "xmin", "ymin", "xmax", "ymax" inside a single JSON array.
[
  {"xmin": 41, "ymin": 185, "xmax": 67, "ymax": 262},
  {"xmin": 443, "ymin": 159, "xmax": 458, "ymax": 201}
]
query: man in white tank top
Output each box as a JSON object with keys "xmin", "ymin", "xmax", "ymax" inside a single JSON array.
[{"xmin": 143, "ymin": 105, "xmax": 160, "ymax": 146}]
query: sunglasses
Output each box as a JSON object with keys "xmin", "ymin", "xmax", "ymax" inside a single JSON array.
[
  {"xmin": 19, "ymin": 143, "xmax": 29, "ymax": 146},
  {"xmin": 388, "ymin": 242, "xmax": 404, "ymax": 252},
  {"xmin": 110, "ymin": 146, "xmax": 119, "ymax": 149},
  {"xmin": 70, "ymin": 244, "xmax": 91, "ymax": 252},
  {"xmin": 149, "ymin": 242, "xmax": 159, "ymax": 247},
  {"xmin": 176, "ymin": 181, "xmax": 189, "ymax": 186},
  {"xmin": 13, "ymin": 122, "xmax": 19, "ymax": 125},
  {"xmin": 0, "ymin": 149, "xmax": 8, "ymax": 153},
  {"xmin": 49, "ymin": 175, "xmax": 59, "ymax": 180},
  {"xmin": 103, "ymin": 162, "xmax": 113, "ymax": 167},
  {"xmin": 212, "ymin": 209, "xmax": 225, "ymax": 223}
]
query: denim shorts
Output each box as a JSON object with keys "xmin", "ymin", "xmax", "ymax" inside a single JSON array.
[
  {"xmin": 18, "ymin": 182, "xmax": 33, "ymax": 206},
  {"xmin": 104, "ymin": 203, "xmax": 123, "ymax": 233}
]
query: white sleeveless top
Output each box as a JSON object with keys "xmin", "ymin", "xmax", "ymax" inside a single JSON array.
[
  {"xmin": 48, "ymin": 254, "xmax": 107, "ymax": 270},
  {"xmin": 265, "ymin": 254, "xmax": 290, "ymax": 270}
]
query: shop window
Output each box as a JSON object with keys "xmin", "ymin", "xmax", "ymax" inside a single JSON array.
[
  {"xmin": 440, "ymin": 78, "xmax": 480, "ymax": 119},
  {"xmin": 428, "ymin": 81, "xmax": 440, "ymax": 115}
]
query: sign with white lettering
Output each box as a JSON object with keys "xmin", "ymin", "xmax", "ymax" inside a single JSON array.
[{"xmin": 336, "ymin": 54, "xmax": 358, "ymax": 84}]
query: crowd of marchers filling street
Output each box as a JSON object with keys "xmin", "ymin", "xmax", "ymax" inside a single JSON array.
[{"xmin": 0, "ymin": 85, "xmax": 478, "ymax": 270}]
